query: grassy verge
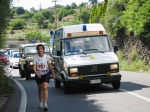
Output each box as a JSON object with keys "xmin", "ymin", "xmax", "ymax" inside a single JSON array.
[
  {"xmin": 0, "ymin": 66, "xmax": 15, "ymax": 97},
  {"xmin": 7, "ymin": 29, "xmax": 50, "ymax": 38},
  {"xmin": 117, "ymin": 50, "xmax": 150, "ymax": 73}
]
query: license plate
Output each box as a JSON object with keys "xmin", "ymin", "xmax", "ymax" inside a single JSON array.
[{"xmin": 90, "ymin": 79, "xmax": 101, "ymax": 84}]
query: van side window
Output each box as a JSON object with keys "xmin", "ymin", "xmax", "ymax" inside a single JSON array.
[{"xmin": 55, "ymin": 30, "xmax": 63, "ymax": 39}]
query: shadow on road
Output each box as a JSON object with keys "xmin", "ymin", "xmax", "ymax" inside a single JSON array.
[{"xmin": 121, "ymin": 81, "xmax": 150, "ymax": 91}]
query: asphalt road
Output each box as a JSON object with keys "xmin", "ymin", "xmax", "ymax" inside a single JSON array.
[{"xmin": 3, "ymin": 69, "xmax": 150, "ymax": 112}]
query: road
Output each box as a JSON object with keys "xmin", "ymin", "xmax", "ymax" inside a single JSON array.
[{"xmin": 3, "ymin": 69, "xmax": 150, "ymax": 112}]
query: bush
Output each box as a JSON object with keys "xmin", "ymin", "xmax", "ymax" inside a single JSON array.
[
  {"xmin": 0, "ymin": 66, "xmax": 15, "ymax": 97},
  {"xmin": 25, "ymin": 31, "xmax": 49, "ymax": 44},
  {"xmin": 10, "ymin": 19, "xmax": 26, "ymax": 30}
]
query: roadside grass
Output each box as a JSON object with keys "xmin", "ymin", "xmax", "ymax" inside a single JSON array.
[
  {"xmin": 7, "ymin": 29, "xmax": 50, "ymax": 38},
  {"xmin": 117, "ymin": 50, "xmax": 150, "ymax": 73}
]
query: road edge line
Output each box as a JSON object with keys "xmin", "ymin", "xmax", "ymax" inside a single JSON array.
[
  {"xmin": 12, "ymin": 79, "xmax": 27, "ymax": 112},
  {"xmin": 104, "ymin": 84, "xmax": 150, "ymax": 103}
]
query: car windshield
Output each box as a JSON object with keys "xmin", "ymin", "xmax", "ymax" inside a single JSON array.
[
  {"xmin": 13, "ymin": 53, "xmax": 20, "ymax": 58},
  {"xmin": 24, "ymin": 45, "xmax": 50, "ymax": 54},
  {"xmin": 64, "ymin": 36, "xmax": 112, "ymax": 55}
]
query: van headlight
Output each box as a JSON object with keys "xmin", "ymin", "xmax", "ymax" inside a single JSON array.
[
  {"xmin": 29, "ymin": 62, "xmax": 33, "ymax": 65},
  {"xmin": 110, "ymin": 64, "xmax": 118, "ymax": 69},
  {"xmin": 70, "ymin": 68, "xmax": 78, "ymax": 73}
]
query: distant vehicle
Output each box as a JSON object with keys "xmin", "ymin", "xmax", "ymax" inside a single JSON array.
[
  {"xmin": 0, "ymin": 50, "xmax": 9, "ymax": 64},
  {"xmin": 19, "ymin": 43, "xmax": 51, "ymax": 80},
  {"xmin": 9, "ymin": 52, "xmax": 20, "ymax": 68},
  {"xmin": 8, "ymin": 49, "xmax": 19, "ymax": 59},
  {"xmin": 1, "ymin": 49, "xmax": 8, "ymax": 55}
]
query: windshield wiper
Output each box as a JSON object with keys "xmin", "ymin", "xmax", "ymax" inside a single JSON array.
[{"xmin": 84, "ymin": 49, "xmax": 104, "ymax": 53}]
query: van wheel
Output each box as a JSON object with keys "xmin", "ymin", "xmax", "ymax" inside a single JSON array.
[
  {"xmin": 25, "ymin": 72, "xmax": 31, "ymax": 80},
  {"xmin": 55, "ymin": 78, "xmax": 61, "ymax": 88},
  {"xmin": 62, "ymin": 80, "xmax": 70, "ymax": 94},
  {"xmin": 112, "ymin": 81, "xmax": 120, "ymax": 89}
]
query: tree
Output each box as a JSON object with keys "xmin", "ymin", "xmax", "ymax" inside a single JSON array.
[
  {"xmin": 78, "ymin": 2, "xmax": 87, "ymax": 8},
  {"xmin": 89, "ymin": 4, "xmax": 99, "ymax": 23},
  {"xmin": 33, "ymin": 13, "xmax": 45, "ymax": 27},
  {"xmin": 25, "ymin": 32, "xmax": 49, "ymax": 44},
  {"xmin": 78, "ymin": 8, "xmax": 91, "ymax": 23},
  {"xmin": 71, "ymin": 2, "xmax": 77, "ymax": 9},
  {"xmin": 89, "ymin": 0, "xmax": 98, "ymax": 4},
  {"xmin": 0, "ymin": 0, "xmax": 12, "ymax": 48},
  {"xmin": 16, "ymin": 7, "xmax": 25, "ymax": 14},
  {"xmin": 40, "ymin": 9, "xmax": 53, "ymax": 19},
  {"xmin": 23, "ymin": 11, "xmax": 35, "ymax": 19}
]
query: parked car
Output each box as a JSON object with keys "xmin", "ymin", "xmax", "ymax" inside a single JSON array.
[
  {"xmin": 0, "ymin": 50, "xmax": 9, "ymax": 64},
  {"xmin": 9, "ymin": 52, "xmax": 20, "ymax": 68}
]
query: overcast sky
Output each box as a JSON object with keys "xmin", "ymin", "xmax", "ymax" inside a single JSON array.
[{"xmin": 12, "ymin": 0, "xmax": 104, "ymax": 10}]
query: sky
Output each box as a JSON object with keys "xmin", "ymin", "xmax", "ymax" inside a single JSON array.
[{"xmin": 12, "ymin": 0, "xmax": 104, "ymax": 11}]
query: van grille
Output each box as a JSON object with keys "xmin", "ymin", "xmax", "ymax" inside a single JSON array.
[{"xmin": 77, "ymin": 64, "xmax": 110, "ymax": 76}]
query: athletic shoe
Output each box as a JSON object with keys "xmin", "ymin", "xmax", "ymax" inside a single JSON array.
[
  {"xmin": 39, "ymin": 102, "xmax": 43, "ymax": 109},
  {"xmin": 43, "ymin": 103, "xmax": 48, "ymax": 111}
]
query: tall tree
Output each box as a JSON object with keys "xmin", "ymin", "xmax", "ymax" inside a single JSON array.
[
  {"xmin": 0, "ymin": 0, "xmax": 12, "ymax": 48},
  {"xmin": 89, "ymin": 0, "xmax": 98, "ymax": 4}
]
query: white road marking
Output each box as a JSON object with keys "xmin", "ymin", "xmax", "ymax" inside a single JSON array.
[
  {"xmin": 104, "ymin": 84, "xmax": 150, "ymax": 103},
  {"xmin": 13, "ymin": 79, "xmax": 27, "ymax": 112}
]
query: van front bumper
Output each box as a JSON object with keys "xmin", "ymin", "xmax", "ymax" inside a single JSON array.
[{"xmin": 65, "ymin": 74, "xmax": 121, "ymax": 85}]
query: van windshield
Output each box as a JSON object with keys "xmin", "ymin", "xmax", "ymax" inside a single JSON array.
[
  {"xmin": 24, "ymin": 45, "xmax": 50, "ymax": 54},
  {"xmin": 64, "ymin": 36, "xmax": 112, "ymax": 55}
]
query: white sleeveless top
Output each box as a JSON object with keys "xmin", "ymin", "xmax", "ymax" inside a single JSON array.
[{"xmin": 33, "ymin": 54, "xmax": 51, "ymax": 75}]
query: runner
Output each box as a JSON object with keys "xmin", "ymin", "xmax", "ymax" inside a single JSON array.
[{"xmin": 33, "ymin": 44, "xmax": 55, "ymax": 111}]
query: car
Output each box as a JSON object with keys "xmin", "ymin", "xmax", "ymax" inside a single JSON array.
[
  {"xmin": 9, "ymin": 52, "xmax": 20, "ymax": 68},
  {"xmin": 8, "ymin": 49, "xmax": 19, "ymax": 59},
  {"xmin": 0, "ymin": 50, "xmax": 9, "ymax": 64},
  {"xmin": 18, "ymin": 43, "xmax": 51, "ymax": 80}
]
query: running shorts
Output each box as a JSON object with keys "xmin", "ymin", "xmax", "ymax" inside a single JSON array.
[{"xmin": 35, "ymin": 74, "xmax": 50, "ymax": 84}]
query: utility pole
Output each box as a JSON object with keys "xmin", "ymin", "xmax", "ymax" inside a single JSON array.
[{"xmin": 52, "ymin": 0, "xmax": 58, "ymax": 29}]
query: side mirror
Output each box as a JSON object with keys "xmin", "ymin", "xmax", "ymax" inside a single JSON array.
[
  {"xmin": 57, "ymin": 51, "xmax": 61, "ymax": 56},
  {"xmin": 114, "ymin": 45, "xmax": 118, "ymax": 53}
]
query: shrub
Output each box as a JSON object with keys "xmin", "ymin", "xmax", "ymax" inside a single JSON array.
[{"xmin": 10, "ymin": 19, "xmax": 26, "ymax": 30}]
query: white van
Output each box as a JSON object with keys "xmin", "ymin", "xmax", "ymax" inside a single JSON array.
[{"xmin": 51, "ymin": 23, "xmax": 121, "ymax": 93}]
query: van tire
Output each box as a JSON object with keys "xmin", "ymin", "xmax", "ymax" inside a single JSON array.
[
  {"xmin": 112, "ymin": 81, "xmax": 120, "ymax": 89},
  {"xmin": 55, "ymin": 78, "xmax": 61, "ymax": 88}
]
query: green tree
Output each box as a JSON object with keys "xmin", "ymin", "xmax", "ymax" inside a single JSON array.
[
  {"xmin": 78, "ymin": 8, "xmax": 91, "ymax": 23},
  {"xmin": 78, "ymin": 2, "xmax": 87, "ymax": 8},
  {"xmin": 0, "ymin": 0, "xmax": 12, "ymax": 48},
  {"xmin": 40, "ymin": 9, "xmax": 53, "ymax": 19},
  {"xmin": 25, "ymin": 32, "xmax": 49, "ymax": 44},
  {"xmin": 89, "ymin": 0, "xmax": 98, "ymax": 4},
  {"xmin": 23, "ymin": 11, "xmax": 35, "ymax": 19},
  {"xmin": 71, "ymin": 2, "xmax": 77, "ymax": 9},
  {"xmin": 65, "ymin": 5, "xmax": 71, "ymax": 10},
  {"xmin": 16, "ymin": 7, "xmax": 25, "ymax": 14},
  {"xmin": 33, "ymin": 13, "xmax": 45, "ymax": 25},
  {"xmin": 10, "ymin": 19, "xmax": 26, "ymax": 30},
  {"xmin": 121, "ymin": 0, "xmax": 150, "ymax": 39},
  {"xmin": 89, "ymin": 4, "xmax": 99, "ymax": 23}
]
